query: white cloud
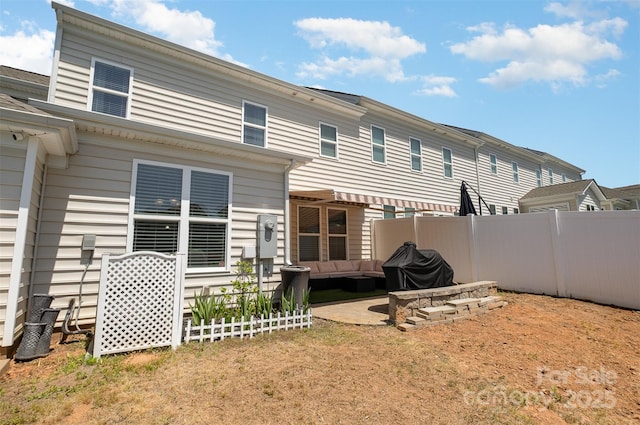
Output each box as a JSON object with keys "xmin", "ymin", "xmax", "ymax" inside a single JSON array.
[
  {"xmin": 415, "ymin": 75, "xmax": 458, "ymax": 97},
  {"xmin": 104, "ymin": 0, "xmax": 222, "ymax": 54},
  {"xmin": 0, "ymin": 22, "xmax": 55, "ymax": 74},
  {"xmin": 55, "ymin": 0, "xmax": 75, "ymax": 7},
  {"xmin": 295, "ymin": 18, "xmax": 425, "ymax": 82},
  {"xmin": 89, "ymin": 0, "xmax": 245, "ymax": 65},
  {"xmin": 544, "ymin": 2, "xmax": 597, "ymax": 20},
  {"xmin": 450, "ymin": 14, "xmax": 626, "ymax": 90}
]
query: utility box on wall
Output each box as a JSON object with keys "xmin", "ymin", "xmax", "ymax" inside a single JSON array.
[{"xmin": 257, "ymin": 214, "xmax": 278, "ymax": 258}]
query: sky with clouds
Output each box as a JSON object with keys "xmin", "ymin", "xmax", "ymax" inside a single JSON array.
[{"xmin": 1, "ymin": 0, "xmax": 638, "ymax": 188}]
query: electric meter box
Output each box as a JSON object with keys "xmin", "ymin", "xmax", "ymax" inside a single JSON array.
[{"xmin": 257, "ymin": 214, "xmax": 277, "ymax": 258}]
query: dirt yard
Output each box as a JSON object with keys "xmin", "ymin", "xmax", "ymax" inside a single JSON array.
[{"xmin": 1, "ymin": 292, "xmax": 639, "ymax": 425}]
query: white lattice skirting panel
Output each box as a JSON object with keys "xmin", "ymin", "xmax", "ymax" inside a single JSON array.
[{"xmin": 93, "ymin": 251, "xmax": 185, "ymax": 358}]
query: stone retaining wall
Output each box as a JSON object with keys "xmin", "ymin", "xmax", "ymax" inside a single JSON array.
[{"xmin": 388, "ymin": 281, "xmax": 499, "ymax": 324}]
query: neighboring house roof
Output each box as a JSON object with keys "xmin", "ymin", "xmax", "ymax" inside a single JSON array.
[
  {"xmin": 615, "ymin": 184, "xmax": 640, "ymax": 198},
  {"xmin": 522, "ymin": 148, "xmax": 586, "ymax": 174},
  {"xmin": 520, "ymin": 179, "xmax": 605, "ymax": 201},
  {"xmin": 444, "ymin": 124, "xmax": 545, "ymax": 163},
  {"xmin": 600, "ymin": 186, "xmax": 629, "ymax": 200},
  {"xmin": 444, "ymin": 125, "xmax": 586, "ymax": 174},
  {"xmin": 0, "ymin": 66, "xmax": 50, "ymax": 102},
  {"xmin": 308, "ymin": 88, "xmax": 485, "ymax": 148},
  {"xmin": 601, "ymin": 184, "xmax": 640, "ymax": 209},
  {"xmin": 0, "ymin": 65, "xmax": 50, "ymax": 86},
  {"xmin": 0, "ymin": 93, "xmax": 51, "ymax": 115},
  {"xmin": 305, "ymin": 88, "xmax": 361, "ymax": 106}
]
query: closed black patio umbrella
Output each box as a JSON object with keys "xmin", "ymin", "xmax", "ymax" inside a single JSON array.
[{"xmin": 459, "ymin": 182, "xmax": 477, "ymax": 216}]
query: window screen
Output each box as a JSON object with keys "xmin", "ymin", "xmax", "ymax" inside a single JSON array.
[
  {"xmin": 91, "ymin": 61, "xmax": 131, "ymax": 118},
  {"xmin": 131, "ymin": 162, "xmax": 231, "ymax": 271}
]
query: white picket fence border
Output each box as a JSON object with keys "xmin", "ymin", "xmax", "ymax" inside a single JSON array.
[{"xmin": 183, "ymin": 309, "xmax": 313, "ymax": 343}]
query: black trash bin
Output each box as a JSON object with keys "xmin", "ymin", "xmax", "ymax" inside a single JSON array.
[{"xmin": 280, "ymin": 266, "xmax": 311, "ymax": 309}]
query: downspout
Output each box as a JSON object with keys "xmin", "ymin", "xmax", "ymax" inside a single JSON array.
[
  {"xmin": 27, "ymin": 162, "xmax": 49, "ymax": 310},
  {"xmin": 284, "ymin": 160, "xmax": 297, "ymax": 266},
  {"xmin": 473, "ymin": 145, "xmax": 483, "ymax": 215}
]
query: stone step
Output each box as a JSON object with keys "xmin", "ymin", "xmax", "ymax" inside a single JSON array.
[
  {"xmin": 479, "ymin": 295, "xmax": 503, "ymax": 306},
  {"xmin": 406, "ymin": 316, "xmax": 427, "ymax": 326},
  {"xmin": 397, "ymin": 323, "xmax": 416, "ymax": 332},
  {"xmin": 447, "ymin": 298, "xmax": 481, "ymax": 307}
]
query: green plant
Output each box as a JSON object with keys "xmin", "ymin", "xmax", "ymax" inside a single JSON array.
[
  {"xmin": 230, "ymin": 260, "xmax": 258, "ymax": 319},
  {"xmin": 280, "ymin": 288, "xmax": 295, "ymax": 315},
  {"xmin": 302, "ymin": 288, "xmax": 311, "ymax": 313},
  {"xmin": 189, "ymin": 291, "xmax": 231, "ymax": 326},
  {"xmin": 256, "ymin": 291, "xmax": 273, "ymax": 317}
]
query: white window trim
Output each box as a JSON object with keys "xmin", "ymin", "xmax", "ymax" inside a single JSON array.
[
  {"xmin": 371, "ymin": 125, "xmax": 386, "ymax": 165},
  {"xmin": 562, "ymin": 173, "xmax": 567, "ymax": 183},
  {"xmin": 548, "ymin": 168, "xmax": 554, "ymax": 185},
  {"xmin": 536, "ymin": 169, "xmax": 542, "ymax": 187},
  {"xmin": 409, "ymin": 137, "xmax": 422, "ymax": 172},
  {"xmin": 442, "ymin": 147, "xmax": 453, "ymax": 179},
  {"xmin": 319, "ymin": 121, "xmax": 339, "ymax": 159},
  {"xmin": 127, "ymin": 159, "xmax": 233, "ymax": 273},
  {"xmin": 241, "ymin": 100, "xmax": 268, "ymax": 147},
  {"xmin": 512, "ymin": 161, "xmax": 519, "ymax": 183},
  {"xmin": 489, "ymin": 153, "xmax": 498, "ymax": 175},
  {"xmin": 298, "ymin": 205, "xmax": 321, "ymax": 262},
  {"xmin": 327, "ymin": 207, "xmax": 348, "ymax": 261},
  {"xmin": 88, "ymin": 57, "xmax": 133, "ymax": 118}
]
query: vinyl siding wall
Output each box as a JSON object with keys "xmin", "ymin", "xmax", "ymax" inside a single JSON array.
[
  {"xmin": 290, "ymin": 111, "xmax": 477, "ymax": 210},
  {"xmin": 476, "ymin": 146, "xmax": 540, "ymax": 214},
  {"xmin": 53, "ymin": 27, "xmax": 344, "ymax": 150},
  {"xmin": 34, "ymin": 133, "xmax": 286, "ymax": 325}
]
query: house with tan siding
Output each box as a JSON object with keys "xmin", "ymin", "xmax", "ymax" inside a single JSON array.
[{"xmin": 1, "ymin": 2, "xmax": 591, "ymax": 353}]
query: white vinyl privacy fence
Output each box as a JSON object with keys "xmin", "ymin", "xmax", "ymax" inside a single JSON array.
[{"xmin": 372, "ymin": 210, "xmax": 640, "ymax": 310}]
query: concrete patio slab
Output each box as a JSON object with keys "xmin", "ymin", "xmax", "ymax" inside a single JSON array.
[{"xmin": 311, "ymin": 296, "xmax": 390, "ymax": 326}]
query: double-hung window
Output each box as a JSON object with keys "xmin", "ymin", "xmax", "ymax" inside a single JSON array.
[
  {"xmin": 129, "ymin": 160, "xmax": 232, "ymax": 271},
  {"xmin": 490, "ymin": 154, "xmax": 497, "ymax": 174},
  {"xmin": 320, "ymin": 123, "xmax": 338, "ymax": 158},
  {"xmin": 512, "ymin": 162, "xmax": 519, "ymax": 183},
  {"xmin": 410, "ymin": 138, "xmax": 422, "ymax": 171},
  {"xmin": 298, "ymin": 206, "xmax": 320, "ymax": 261},
  {"xmin": 371, "ymin": 125, "xmax": 386, "ymax": 164},
  {"xmin": 242, "ymin": 101, "xmax": 267, "ymax": 147},
  {"xmin": 442, "ymin": 147, "xmax": 453, "ymax": 178},
  {"xmin": 536, "ymin": 169, "xmax": 542, "ymax": 187},
  {"xmin": 328, "ymin": 209, "xmax": 347, "ymax": 260},
  {"xmin": 548, "ymin": 168, "xmax": 554, "ymax": 185},
  {"xmin": 89, "ymin": 59, "xmax": 132, "ymax": 118},
  {"xmin": 562, "ymin": 173, "xmax": 567, "ymax": 183},
  {"xmin": 383, "ymin": 205, "xmax": 396, "ymax": 219}
]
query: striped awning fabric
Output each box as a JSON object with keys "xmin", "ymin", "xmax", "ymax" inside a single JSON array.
[{"xmin": 290, "ymin": 189, "xmax": 457, "ymax": 213}]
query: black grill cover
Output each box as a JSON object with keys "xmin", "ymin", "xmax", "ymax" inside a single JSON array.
[{"xmin": 382, "ymin": 242, "xmax": 454, "ymax": 291}]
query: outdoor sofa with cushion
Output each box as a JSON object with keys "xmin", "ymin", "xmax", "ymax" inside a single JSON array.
[{"xmin": 296, "ymin": 260, "xmax": 386, "ymax": 290}]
